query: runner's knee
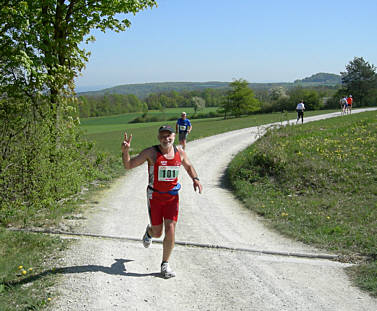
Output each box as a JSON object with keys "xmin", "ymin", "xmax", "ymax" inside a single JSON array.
[
  {"xmin": 151, "ymin": 225, "xmax": 163, "ymax": 238},
  {"xmin": 164, "ymin": 221, "xmax": 176, "ymax": 237}
]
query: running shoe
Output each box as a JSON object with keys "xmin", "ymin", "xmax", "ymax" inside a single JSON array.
[
  {"xmin": 161, "ymin": 262, "xmax": 176, "ymax": 279},
  {"xmin": 142, "ymin": 225, "xmax": 152, "ymax": 248}
]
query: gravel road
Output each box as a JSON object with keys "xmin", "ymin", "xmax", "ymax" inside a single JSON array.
[{"xmin": 49, "ymin": 109, "xmax": 377, "ymax": 311}]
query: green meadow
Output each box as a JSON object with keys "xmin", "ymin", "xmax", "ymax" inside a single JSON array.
[
  {"xmin": 82, "ymin": 108, "xmax": 338, "ymax": 157},
  {"xmin": 80, "ymin": 107, "xmax": 219, "ymax": 134},
  {"xmin": 228, "ymin": 110, "xmax": 377, "ymax": 296}
]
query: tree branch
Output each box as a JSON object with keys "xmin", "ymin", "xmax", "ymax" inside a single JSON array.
[{"xmin": 65, "ymin": 0, "xmax": 77, "ymax": 23}]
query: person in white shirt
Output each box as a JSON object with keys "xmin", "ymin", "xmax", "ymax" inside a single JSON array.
[{"xmin": 296, "ymin": 100, "xmax": 305, "ymax": 124}]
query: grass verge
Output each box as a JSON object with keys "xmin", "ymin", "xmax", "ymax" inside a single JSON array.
[
  {"xmin": 227, "ymin": 111, "xmax": 377, "ymax": 296},
  {"xmin": 0, "ymin": 228, "xmax": 67, "ymax": 310}
]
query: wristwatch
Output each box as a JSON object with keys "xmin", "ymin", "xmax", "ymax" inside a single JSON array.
[{"xmin": 193, "ymin": 177, "xmax": 200, "ymax": 181}]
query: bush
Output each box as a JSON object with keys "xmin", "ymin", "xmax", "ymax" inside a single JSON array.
[
  {"xmin": 129, "ymin": 115, "xmax": 168, "ymax": 123},
  {"xmin": 190, "ymin": 111, "xmax": 222, "ymax": 119},
  {"xmin": 0, "ymin": 97, "xmax": 111, "ymax": 226}
]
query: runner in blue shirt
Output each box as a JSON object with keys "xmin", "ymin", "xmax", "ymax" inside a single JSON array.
[{"xmin": 175, "ymin": 112, "xmax": 192, "ymax": 150}]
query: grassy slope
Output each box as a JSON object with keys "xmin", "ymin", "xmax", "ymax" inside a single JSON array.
[{"xmin": 228, "ymin": 111, "xmax": 377, "ymax": 296}]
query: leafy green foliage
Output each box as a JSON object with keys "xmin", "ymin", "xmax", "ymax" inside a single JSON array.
[
  {"xmin": 192, "ymin": 96, "xmax": 206, "ymax": 113},
  {"xmin": 1, "ymin": 0, "xmax": 157, "ymax": 98},
  {"xmin": 341, "ymin": 57, "xmax": 377, "ymax": 107},
  {"xmin": 144, "ymin": 88, "xmax": 225, "ymax": 110},
  {"xmin": 78, "ymin": 93, "xmax": 145, "ymax": 117},
  {"xmin": 219, "ymin": 79, "xmax": 261, "ymax": 118},
  {"xmin": 0, "ymin": 0, "xmax": 157, "ymax": 226},
  {"xmin": 0, "ymin": 101, "xmax": 109, "ymax": 225},
  {"xmin": 327, "ymin": 57, "xmax": 377, "ymax": 109},
  {"xmin": 78, "ymin": 88, "xmax": 226, "ymax": 117},
  {"xmin": 271, "ymin": 87, "xmax": 322, "ymax": 111}
]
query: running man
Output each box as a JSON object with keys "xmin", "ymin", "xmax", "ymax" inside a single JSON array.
[
  {"xmin": 296, "ymin": 100, "xmax": 305, "ymax": 124},
  {"xmin": 342, "ymin": 96, "xmax": 349, "ymax": 114},
  {"xmin": 340, "ymin": 97, "xmax": 347, "ymax": 115},
  {"xmin": 176, "ymin": 112, "xmax": 192, "ymax": 150},
  {"xmin": 347, "ymin": 95, "xmax": 353, "ymax": 114},
  {"xmin": 121, "ymin": 125, "xmax": 203, "ymax": 278}
]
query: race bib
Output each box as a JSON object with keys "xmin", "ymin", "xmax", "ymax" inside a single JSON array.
[
  {"xmin": 179, "ymin": 125, "xmax": 187, "ymax": 131},
  {"xmin": 158, "ymin": 166, "xmax": 180, "ymax": 181}
]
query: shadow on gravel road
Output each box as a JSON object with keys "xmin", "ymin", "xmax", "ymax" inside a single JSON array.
[
  {"xmin": 2, "ymin": 258, "xmax": 167, "ymax": 289},
  {"xmin": 124, "ymin": 272, "xmax": 164, "ymax": 278}
]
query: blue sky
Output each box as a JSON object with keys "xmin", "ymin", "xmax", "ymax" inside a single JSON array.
[{"xmin": 75, "ymin": 0, "xmax": 377, "ymax": 92}]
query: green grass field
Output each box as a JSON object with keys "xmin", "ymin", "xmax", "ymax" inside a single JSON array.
[
  {"xmin": 80, "ymin": 107, "xmax": 219, "ymax": 134},
  {"xmin": 227, "ymin": 110, "xmax": 377, "ymax": 296},
  {"xmin": 82, "ymin": 108, "xmax": 338, "ymax": 157}
]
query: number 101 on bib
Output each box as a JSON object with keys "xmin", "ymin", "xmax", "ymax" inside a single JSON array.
[{"xmin": 158, "ymin": 166, "xmax": 180, "ymax": 181}]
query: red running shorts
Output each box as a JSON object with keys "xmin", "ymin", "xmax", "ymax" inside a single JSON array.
[{"xmin": 147, "ymin": 191, "xmax": 179, "ymax": 226}]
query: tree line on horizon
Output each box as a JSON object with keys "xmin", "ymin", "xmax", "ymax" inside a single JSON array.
[
  {"xmin": 77, "ymin": 58, "xmax": 377, "ymax": 119},
  {"xmin": 77, "ymin": 81, "xmax": 338, "ymax": 118},
  {"xmin": 77, "ymin": 88, "xmax": 227, "ymax": 117}
]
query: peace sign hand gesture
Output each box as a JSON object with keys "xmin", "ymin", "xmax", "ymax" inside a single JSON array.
[{"xmin": 121, "ymin": 132, "xmax": 132, "ymax": 153}]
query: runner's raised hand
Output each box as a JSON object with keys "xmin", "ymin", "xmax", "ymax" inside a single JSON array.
[{"xmin": 121, "ymin": 132, "xmax": 132, "ymax": 153}]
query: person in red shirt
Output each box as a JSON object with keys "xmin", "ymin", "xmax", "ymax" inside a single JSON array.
[
  {"xmin": 121, "ymin": 125, "xmax": 203, "ymax": 278},
  {"xmin": 347, "ymin": 95, "xmax": 353, "ymax": 114}
]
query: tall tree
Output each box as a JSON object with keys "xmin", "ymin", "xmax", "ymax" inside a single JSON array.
[
  {"xmin": 220, "ymin": 79, "xmax": 260, "ymax": 118},
  {"xmin": 341, "ymin": 57, "xmax": 377, "ymax": 106},
  {"xmin": 1, "ymin": 0, "xmax": 157, "ymax": 155},
  {"xmin": 0, "ymin": 1, "xmax": 157, "ymax": 221},
  {"xmin": 192, "ymin": 96, "xmax": 205, "ymax": 113},
  {"xmin": 0, "ymin": 0, "xmax": 157, "ymax": 112},
  {"xmin": 270, "ymin": 86, "xmax": 287, "ymax": 101}
]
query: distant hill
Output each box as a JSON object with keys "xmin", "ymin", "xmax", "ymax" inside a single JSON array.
[
  {"xmin": 78, "ymin": 73, "xmax": 341, "ymax": 99},
  {"xmin": 78, "ymin": 81, "xmax": 296, "ymax": 99},
  {"xmin": 294, "ymin": 73, "xmax": 341, "ymax": 85},
  {"xmin": 78, "ymin": 82, "xmax": 230, "ymax": 98}
]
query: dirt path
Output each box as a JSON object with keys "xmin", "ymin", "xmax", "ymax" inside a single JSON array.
[{"xmin": 50, "ymin": 109, "xmax": 377, "ymax": 311}]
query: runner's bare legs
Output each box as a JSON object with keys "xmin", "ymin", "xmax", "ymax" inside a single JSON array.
[
  {"xmin": 149, "ymin": 224, "xmax": 163, "ymax": 238},
  {"xmin": 179, "ymin": 139, "xmax": 186, "ymax": 150},
  {"xmin": 147, "ymin": 219, "xmax": 176, "ymax": 262},
  {"xmin": 162, "ymin": 219, "xmax": 176, "ymax": 262}
]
